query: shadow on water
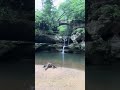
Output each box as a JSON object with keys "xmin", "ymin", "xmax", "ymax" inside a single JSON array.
[
  {"xmin": 86, "ymin": 62, "xmax": 120, "ymax": 90},
  {"xmin": 35, "ymin": 51, "xmax": 85, "ymax": 70},
  {"xmin": 0, "ymin": 62, "xmax": 34, "ymax": 90},
  {"xmin": 0, "ymin": 43, "xmax": 35, "ymax": 90}
]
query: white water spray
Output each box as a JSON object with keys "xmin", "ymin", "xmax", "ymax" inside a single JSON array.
[{"xmin": 62, "ymin": 38, "xmax": 66, "ymax": 54}]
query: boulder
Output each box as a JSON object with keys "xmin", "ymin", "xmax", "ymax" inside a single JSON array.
[{"xmin": 35, "ymin": 35, "xmax": 56, "ymax": 44}]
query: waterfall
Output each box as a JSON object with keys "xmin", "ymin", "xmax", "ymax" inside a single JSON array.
[
  {"xmin": 62, "ymin": 51, "xmax": 64, "ymax": 67},
  {"xmin": 61, "ymin": 37, "xmax": 66, "ymax": 67},
  {"xmin": 62, "ymin": 46, "xmax": 65, "ymax": 54},
  {"xmin": 62, "ymin": 38, "xmax": 66, "ymax": 54}
]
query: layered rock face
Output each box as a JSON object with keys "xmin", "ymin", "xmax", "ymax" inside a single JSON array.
[
  {"xmin": 35, "ymin": 27, "xmax": 85, "ymax": 53},
  {"xmin": 0, "ymin": 41, "xmax": 34, "ymax": 62},
  {"xmin": 86, "ymin": 0, "xmax": 120, "ymax": 64}
]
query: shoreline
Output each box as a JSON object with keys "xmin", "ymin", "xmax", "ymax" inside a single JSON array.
[{"xmin": 35, "ymin": 65, "xmax": 85, "ymax": 90}]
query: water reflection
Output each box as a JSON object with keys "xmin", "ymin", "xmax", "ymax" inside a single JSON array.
[
  {"xmin": 62, "ymin": 53, "xmax": 65, "ymax": 67},
  {"xmin": 35, "ymin": 52, "xmax": 85, "ymax": 70}
]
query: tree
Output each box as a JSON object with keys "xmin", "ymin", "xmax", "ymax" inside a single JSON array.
[
  {"xmin": 42, "ymin": 0, "xmax": 57, "ymax": 29},
  {"xmin": 58, "ymin": 0, "xmax": 85, "ymax": 21},
  {"xmin": 35, "ymin": 0, "xmax": 58, "ymax": 31}
]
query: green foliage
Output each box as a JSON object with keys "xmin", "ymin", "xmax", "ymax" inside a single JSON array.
[
  {"xmin": 42, "ymin": 0, "xmax": 58, "ymax": 28},
  {"xmin": 43, "ymin": 0, "xmax": 53, "ymax": 15},
  {"xmin": 58, "ymin": 0, "xmax": 85, "ymax": 20},
  {"xmin": 35, "ymin": 0, "xmax": 58, "ymax": 30},
  {"xmin": 76, "ymin": 28, "xmax": 85, "ymax": 33},
  {"xmin": 35, "ymin": 10, "xmax": 43, "ymax": 29},
  {"xmin": 72, "ymin": 28, "xmax": 85, "ymax": 34},
  {"xmin": 58, "ymin": 25, "xmax": 66, "ymax": 32},
  {"xmin": 58, "ymin": 25, "xmax": 68, "ymax": 36},
  {"xmin": 35, "ymin": 0, "xmax": 85, "ymax": 36},
  {"xmin": 46, "ymin": 30, "xmax": 54, "ymax": 35}
]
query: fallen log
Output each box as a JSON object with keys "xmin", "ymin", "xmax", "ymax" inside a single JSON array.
[{"xmin": 43, "ymin": 62, "xmax": 56, "ymax": 70}]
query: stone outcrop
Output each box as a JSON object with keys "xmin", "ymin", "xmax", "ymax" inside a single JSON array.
[
  {"xmin": 0, "ymin": 41, "xmax": 34, "ymax": 62},
  {"xmin": 35, "ymin": 35, "xmax": 56, "ymax": 44},
  {"xmin": 86, "ymin": 0, "xmax": 120, "ymax": 64}
]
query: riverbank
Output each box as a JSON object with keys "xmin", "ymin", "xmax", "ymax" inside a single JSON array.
[{"xmin": 35, "ymin": 65, "xmax": 85, "ymax": 90}]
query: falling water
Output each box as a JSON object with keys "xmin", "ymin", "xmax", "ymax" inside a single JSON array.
[
  {"xmin": 62, "ymin": 46, "xmax": 65, "ymax": 54},
  {"xmin": 61, "ymin": 37, "xmax": 66, "ymax": 67},
  {"xmin": 62, "ymin": 51, "xmax": 65, "ymax": 67},
  {"xmin": 62, "ymin": 38, "xmax": 66, "ymax": 54}
]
